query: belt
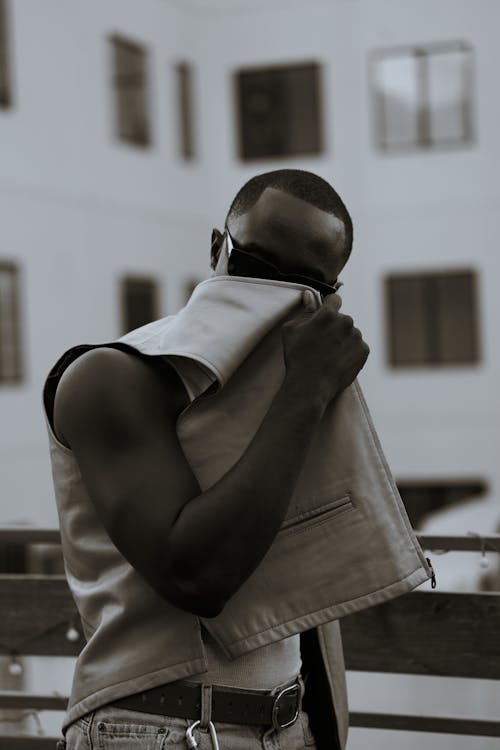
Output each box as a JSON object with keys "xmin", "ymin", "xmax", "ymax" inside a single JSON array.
[{"xmin": 108, "ymin": 678, "xmax": 302, "ymax": 730}]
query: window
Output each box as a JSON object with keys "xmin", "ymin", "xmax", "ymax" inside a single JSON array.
[
  {"xmin": 385, "ymin": 269, "xmax": 480, "ymax": 367},
  {"xmin": 235, "ymin": 62, "xmax": 323, "ymax": 160},
  {"xmin": 176, "ymin": 62, "xmax": 195, "ymax": 160},
  {"xmin": 0, "ymin": 262, "xmax": 22, "ymax": 383},
  {"xmin": 120, "ymin": 276, "xmax": 159, "ymax": 334},
  {"xmin": 110, "ymin": 35, "xmax": 151, "ymax": 147},
  {"xmin": 397, "ymin": 479, "xmax": 488, "ymax": 528},
  {"xmin": 0, "ymin": 0, "xmax": 11, "ymax": 108},
  {"xmin": 371, "ymin": 41, "xmax": 473, "ymax": 151}
]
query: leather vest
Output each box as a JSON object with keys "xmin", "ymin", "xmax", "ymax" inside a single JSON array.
[{"xmin": 43, "ymin": 274, "xmax": 433, "ymax": 749}]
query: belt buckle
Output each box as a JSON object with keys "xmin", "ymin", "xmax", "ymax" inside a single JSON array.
[{"xmin": 271, "ymin": 681, "xmax": 300, "ymax": 731}]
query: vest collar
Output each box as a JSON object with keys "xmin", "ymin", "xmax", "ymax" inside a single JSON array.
[{"xmin": 123, "ymin": 275, "xmax": 322, "ymax": 390}]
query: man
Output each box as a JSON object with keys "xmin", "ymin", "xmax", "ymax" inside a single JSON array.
[{"xmin": 43, "ymin": 169, "xmax": 379, "ymax": 749}]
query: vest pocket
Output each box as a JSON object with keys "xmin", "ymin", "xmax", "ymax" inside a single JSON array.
[{"xmin": 279, "ymin": 493, "xmax": 354, "ymax": 538}]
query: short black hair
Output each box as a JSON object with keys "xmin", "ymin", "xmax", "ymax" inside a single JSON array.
[{"xmin": 225, "ymin": 169, "xmax": 353, "ymax": 261}]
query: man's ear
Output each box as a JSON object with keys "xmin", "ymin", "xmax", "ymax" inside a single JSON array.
[{"xmin": 210, "ymin": 228, "xmax": 225, "ymax": 270}]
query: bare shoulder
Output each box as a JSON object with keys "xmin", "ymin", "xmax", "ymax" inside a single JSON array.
[{"xmin": 53, "ymin": 346, "xmax": 187, "ymax": 448}]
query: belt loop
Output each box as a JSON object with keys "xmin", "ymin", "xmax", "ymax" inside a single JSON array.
[{"xmin": 199, "ymin": 684, "xmax": 213, "ymax": 730}]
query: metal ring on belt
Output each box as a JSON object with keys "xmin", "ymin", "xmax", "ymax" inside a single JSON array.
[{"xmin": 108, "ymin": 678, "xmax": 302, "ymax": 730}]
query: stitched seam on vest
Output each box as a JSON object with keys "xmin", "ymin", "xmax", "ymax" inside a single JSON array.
[
  {"xmin": 219, "ymin": 566, "xmax": 426, "ymax": 647},
  {"xmin": 280, "ymin": 495, "xmax": 352, "ymax": 529},
  {"xmin": 202, "ymin": 275, "xmax": 323, "ymax": 299},
  {"xmin": 352, "ymin": 380, "xmax": 430, "ymax": 571},
  {"xmin": 277, "ymin": 504, "xmax": 354, "ymax": 539},
  {"xmin": 118, "ymin": 318, "xmax": 173, "ymax": 347},
  {"xmin": 117, "ymin": 340, "xmax": 224, "ymax": 386},
  {"xmin": 44, "ymin": 410, "xmax": 73, "ymax": 455},
  {"xmin": 149, "ymin": 350, "xmax": 224, "ymax": 384}
]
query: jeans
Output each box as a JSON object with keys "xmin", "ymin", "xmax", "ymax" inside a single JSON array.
[{"xmin": 65, "ymin": 706, "xmax": 317, "ymax": 750}]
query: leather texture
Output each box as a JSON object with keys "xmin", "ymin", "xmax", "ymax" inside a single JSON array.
[
  {"xmin": 43, "ymin": 273, "xmax": 432, "ymax": 750},
  {"xmin": 108, "ymin": 678, "xmax": 301, "ymax": 727}
]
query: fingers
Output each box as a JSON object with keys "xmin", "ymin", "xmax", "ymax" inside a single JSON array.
[
  {"xmin": 322, "ymin": 293, "xmax": 342, "ymax": 312},
  {"xmin": 341, "ymin": 314, "xmax": 354, "ymax": 331},
  {"xmin": 301, "ymin": 289, "xmax": 318, "ymax": 312}
]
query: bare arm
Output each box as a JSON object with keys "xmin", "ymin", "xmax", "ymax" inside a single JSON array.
[{"xmin": 55, "ymin": 295, "xmax": 368, "ymax": 617}]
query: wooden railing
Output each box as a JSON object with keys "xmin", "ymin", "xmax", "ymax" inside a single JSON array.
[{"xmin": 0, "ymin": 528, "xmax": 499, "ymax": 748}]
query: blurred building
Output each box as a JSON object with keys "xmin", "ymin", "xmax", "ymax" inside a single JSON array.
[{"xmin": 0, "ymin": 0, "xmax": 499, "ymax": 747}]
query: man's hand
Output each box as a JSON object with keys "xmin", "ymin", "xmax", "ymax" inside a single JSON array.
[{"xmin": 282, "ymin": 293, "xmax": 370, "ymax": 404}]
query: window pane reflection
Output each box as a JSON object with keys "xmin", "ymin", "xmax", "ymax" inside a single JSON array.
[
  {"xmin": 428, "ymin": 49, "xmax": 470, "ymax": 143},
  {"xmin": 375, "ymin": 55, "xmax": 419, "ymax": 148}
]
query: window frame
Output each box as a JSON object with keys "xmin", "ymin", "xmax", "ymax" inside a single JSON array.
[
  {"xmin": 370, "ymin": 39, "xmax": 475, "ymax": 153},
  {"xmin": 384, "ymin": 267, "xmax": 481, "ymax": 369},
  {"xmin": 109, "ymin": 33, "xmax": 152, "ymax": 148},
  {"xmin": 175, "ymin": 61, "xmax": 195, "ymax": 160},
  {"xmin": 233, "ymin": 59, "xmax": 324, "ymax": 162},
  {"xmin": 0, "ymin": 261, "xmax": 23, "ymax": 385},
  {"xmin": 0, "ymin": 0, "xmax": 12, "ymax": 109}
]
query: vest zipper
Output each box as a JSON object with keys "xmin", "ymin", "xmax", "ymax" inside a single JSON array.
[{"xmin": 425, "ymin": 557, "xmax": 437, "ymax": 589}]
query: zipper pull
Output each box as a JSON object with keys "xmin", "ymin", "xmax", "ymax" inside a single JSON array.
[{"xmin": 425, "ymin": 557, "xmax": 437, "ymax": 589}]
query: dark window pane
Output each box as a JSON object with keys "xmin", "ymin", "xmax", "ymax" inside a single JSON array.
[
  {"xmin": 0, "ymin": 262, "xmax": 22, "ymax": 383},
  {"xmin": 385, "ymin": 269, "xmax": 479, "ymax": 367},
  {"xmin": 235, "ymin": 62, "xmax": 323, "ymax": 160},
  {"xmin": 176, "ymin": 62, "xmax": 195, "ymax": 160},
  {"xmin": 435, "ymin": 271, "xmax": 479, "ymax": 363},
  {"xmin": 0, "ymin": 0, "xmax": 11, "ymax": 108},
  {"xmin": 386, "ymin": 275, "xmax": 427, "ymax": 365},
  {"xmin": 111, "ymin": 36, "xmax": 151, "ymax": 147},
  {"xmin": 121, "ymin": 276, "xmax": 159, "ymax": 334}
]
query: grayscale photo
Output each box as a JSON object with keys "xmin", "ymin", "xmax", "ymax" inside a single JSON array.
[{"xmin": 0, "ymin": 1, "xmax": 498, "ymax": 749}]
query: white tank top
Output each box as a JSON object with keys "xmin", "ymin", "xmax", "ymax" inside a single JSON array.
[{"xmin": 189, "ymin": 629, "xmax": 301, "ymax": 690}]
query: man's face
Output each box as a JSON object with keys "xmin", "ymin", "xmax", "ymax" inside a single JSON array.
[{"xmin": 225, "ymin": 187, "xmax": 348, "ymax": 285}]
